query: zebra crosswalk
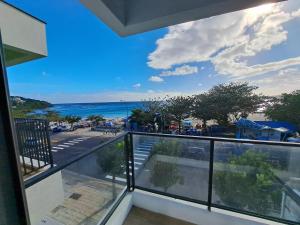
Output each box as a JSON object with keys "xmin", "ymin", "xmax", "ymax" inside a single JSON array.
[
  {"xmin": 51, "ymin": 137, "xmax": 91, "ymax": 152},
  {"xmin": 105, "ymin": 140, "xmax": 157, "ymax": 182}
]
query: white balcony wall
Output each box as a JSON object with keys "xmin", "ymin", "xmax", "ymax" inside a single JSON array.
[
  {"xmin": 0, "ymin": 1, "xmax": 47, "ymax": 66},
  {"xmin": 25, "ymin": 172, "xmax": 64, "ymax": 225},
  {"xmin": 132, "ymin": 190, "xmax": 284, "ymax": 225}
]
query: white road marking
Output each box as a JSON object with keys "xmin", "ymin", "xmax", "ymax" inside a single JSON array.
[
  {"xmin": 67, "ymin": 141, "xmax": 79, "ymax": 144},
  {"xmin": 80, "ymin": 137, "xmax": 90, "ymax": 140},
  {"xmin": 134, "ymin": 153, "xmax": 149, "ymax": 157},
  {"xmin": 135, "ymin": 150, "xmax": 150, "ymax": 154},
  {"xmin": 52, "ymin": 146, "xmax": 64, "ymax": 150},
  {"xmin": 134, "ymin": 157, "xmax": 146, "ymax": 161},
  {"xmin": 58, "ymin": 145, "xmax": 70, "ymax": 148},
  {"xmin": 105, "ymin": 175, "xmax": 126, "ymax": 182},
  {"xmin": 63, "ymin": 142, "xmax": 75, "ymax": 145},
  {"xmin": 51, "ymin": 149, "xmax": 58, "ymax": 152}
]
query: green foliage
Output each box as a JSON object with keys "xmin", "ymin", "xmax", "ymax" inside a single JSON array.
[
  {"xmin": 11, "ymin": 96, "xmax": 52, "ymax": 119},
  {"xmin": 165, "ymin": 96, "xmax": 193, "ymax": 133},
  {"xmin": 150, "ymin": 161, "xmax": 181, "ymax": 192},
  {"xmin": 152, "ymin": 139, "xmax": 181, "ymax": 157},
  {"xmin": 43, "ymin": 111, "xmax": 63, "ymax": 121},
  {"xmin": 11, "ymin": 96, "xmax": 51, "ymax": 109},
  {"xmin": 265, "ymin": 90, "xmax": 300, "ymax": 129},
  {"xmin": 64, "ymin": 115, "xmax": 81, "ymax": 124},
  {"xmin": 12, "ymin": 109, "xmax": 30, "ymax": 118},
  {"xmin": 88, "ymin": 115, "xmax": 105, "ymax": 125},
  {"xmin": 130, "ymin": 109, "xmax": 153, "ymax": 126},
  {"xmin": 130, "ymin": 82, "xmax": 264, "ymax": 131},
  {"xmin": 143, "ymin": 97, "xmax": 166, "ymax": 116},
  {"xmin": 192, "ymin": 93, "xmax": 215, "ymax": 127},
  {"xmin": 130, "ymin": 98, "xmax": 172, "ymax": 132},
  {"xmin": 197, "ymin": 82, "xmax": 264, "ymax": 125},
  {"xmin": 97, "ymin": 141, "xmax": 125, "ymax": 176},
  {"xmin": 214, "ymin": 150, "xmax": 281, "ymax": 214},
  {"xmin": 150, "ymin": 139, "xmax": 182, "ymax": 192},
  {"xmin": 96, "ymin": 141, "xmax": 125, "ymax": 199}
]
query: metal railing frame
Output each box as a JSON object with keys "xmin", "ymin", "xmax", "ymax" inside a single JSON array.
[
  {"xmin": 15, "ymin": 118, "xmax": 54, "ymax": 175},
  {"xmin": 25, "ymin": 131, "xmax": 300, "ymax": 225},
  {"xmin": 130, "ymin": 132, "xmax": 300, "ymax": 225}
]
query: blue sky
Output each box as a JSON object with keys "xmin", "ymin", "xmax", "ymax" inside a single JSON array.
[{"xmin": 6, "ymin": 0, "xmax": 300, "ymax": 103}]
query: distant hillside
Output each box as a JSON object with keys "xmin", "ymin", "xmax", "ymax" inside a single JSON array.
[{"xmin": 11, "ymin": 96, "xmax": 52, "ymax": 118}]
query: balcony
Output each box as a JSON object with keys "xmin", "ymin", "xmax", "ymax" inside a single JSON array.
[
  {"xmin": 15, "ymin": 118, "xmax": 53, "ymax": 178},
  {"xmin": 24, "ymin": 132, "xmax": 300, "ymax": 225}
]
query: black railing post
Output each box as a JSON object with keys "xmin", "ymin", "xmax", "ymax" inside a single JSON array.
[
  {"xmin": 129, "ymin": 132, "xmax": 135, "ymax": 190},
  {"xmin": 45, "ymin": 120, "xmax": 54, "ymax": 168},
  {"xmin": 207, "ymin": 139, "xmax": 215, "ymax": 211},
  {"xmin": 124, "ymin": 133, "xmax": 131, "ymax": 191}
]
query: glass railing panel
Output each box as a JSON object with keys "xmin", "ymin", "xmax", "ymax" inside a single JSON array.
[
  {"xmin": 133, "ymin": 134, "xmax": 210, "ymax": 203},
  {"xmin": 212, "ymin": 141, "xmax": 300, "ymax": 223},
  {"xmin": 25, "ymin": 136, "xmax": 127, "ymax": 225}
]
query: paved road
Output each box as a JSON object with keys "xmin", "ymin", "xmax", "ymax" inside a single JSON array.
[{"xmin": 50, "ymin": 135, "xmax": 111, "ymax": 166}]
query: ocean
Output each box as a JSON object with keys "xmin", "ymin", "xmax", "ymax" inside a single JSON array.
[{"xmin": 36, "ymin": 101, "xmax": 144, "ymax": 119}]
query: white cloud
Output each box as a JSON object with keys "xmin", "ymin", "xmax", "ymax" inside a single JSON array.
[
  {"xmin": 149, "ymin": 76, "xmax": 164, "ymax": 82},
  {"xmin": 251, "ymin": 67, "xmax": 300, "ymax": 95},
  {"xmin": 26, "ymin": 90, "xmax": 197, "ymax": 104},
  {"xmin": 198, "ymin": 83, "xmax": 203, "ymax": 87},
  {"xmin": 148, "ymin": 2, "xmax": 300, "ymax": 79},
  {"xmin": 133, "ymin": 83, "xmax": 141, "ymax": 88},
  {"xmin": 159, "ymin": 65, "xmax": 198, "ymax": 77}
]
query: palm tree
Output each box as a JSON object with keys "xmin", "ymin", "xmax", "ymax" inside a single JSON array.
[
  {"xmin": 64, "ymin": 115, "xmax": 81, "ymax": 129},
  {"xmin": 87, "ymin": 115, "xmax": 105, "ymax": 126}
]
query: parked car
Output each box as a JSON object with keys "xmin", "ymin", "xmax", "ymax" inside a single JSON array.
[{"xmin": 24, "ymin": 138, "xmax": 42, "ymax": 148}]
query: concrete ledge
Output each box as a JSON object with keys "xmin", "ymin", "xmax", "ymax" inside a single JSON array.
[
  {"xmin": 105, "ymin": 193, "xmax": 133, "ymax": 225},
  {"xmin": 25, "ymin": 171, "xmax": 64, "ymax": 225},
  {"xmin": 132, "ymin": 189, "xmax": 284, "ymax": 225}
]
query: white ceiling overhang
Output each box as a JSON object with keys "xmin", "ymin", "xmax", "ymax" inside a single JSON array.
[{"xmin": 80, "ymin": 0, "xmax": 286, "ymax": 36}]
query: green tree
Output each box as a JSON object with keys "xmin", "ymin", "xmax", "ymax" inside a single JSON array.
[
  {"xmin": 130, "ymin": 109, "xmax": 153, "ymax": 127},
  {"xmin": 44, "ymin": 110, "xmax": 63, "ymax": 122},
  {"xmin": 165, "ymin": 96, "xmax": 193, "ymax": 133},
  {"xmin": 143, "ymin": 97, "xmax": 169, "ymax": 132},
  {"xmin": 96, "ymin": 142, "xmax": 125, "ymax": 200},
  {"xmin": 150, "ymin": 161, "xmax": 181, "ymax": 192},
  {"xmin": 150, "ymin": 140, "xmax": 182, "ymax": 192},
  {"xmin": 88, "ymin": 115, "xmax": 105, "ymax": 126},
  {"xmin": 265, "ymin": 90, "xmax": 300, "ymax": 129},
  {"xmin": 11, "ymin": 96, "xmax": 52, "ymax": 119},
  {"xmin": 214, "ymin": 150, "xmax": 281, "ymax": 214},
  {"xmin": 64, "ymin": 115, "xmax": 81, "ymax": 129},
  {"xmin": 205, "ymin": 82, "xmax": 264, "ymax": 126},
  {"xmin": 192, "ymin": 93, "xmax": 215, "ymax": 128},
  {"xmin": 152, "ymin": 139, "xmax": 181, "ymax": 156}
]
